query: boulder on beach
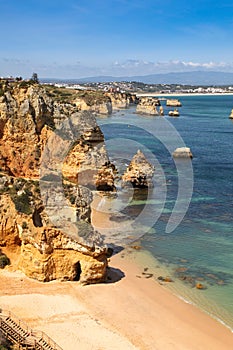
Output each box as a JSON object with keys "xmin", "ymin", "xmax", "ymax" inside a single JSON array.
[
  {"xmin": 173, "ymin": 147, "xmax": 193, "ymax": 159},
  {"xmin": 122, "ymin": 150, "xmax": 155, "ymax": 188}
]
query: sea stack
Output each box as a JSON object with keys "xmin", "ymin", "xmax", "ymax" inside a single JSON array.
[
  {"xmin": 166, "ymin": 99, "xmax": 182, "ymax": 107},
  {"xmin": 122, "ymin": 150, "xmax": 155, "ymax": 188},
  {"xmin": 168, "ymin": 108, "xmax": 180, "ymax": 117},
  {"xmin": 173, "ymin": 147, "xmax": 193, "ymax": 159},
  {"xmin": 229, "ymin": 109, "xmax": 233, "ymax": 119}
]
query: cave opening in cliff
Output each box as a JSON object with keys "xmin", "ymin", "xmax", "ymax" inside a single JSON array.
[
  {"xmin": 32, "ymin": 208, "xmax": 43, "ymax": 227},
  {"xmin": 73, "ymin": 261, "xmax": 82, "ymax": 281}
]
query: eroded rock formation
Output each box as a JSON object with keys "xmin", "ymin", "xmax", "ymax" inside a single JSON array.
[
  {"xmin": 173, "ymin": 147, "xmax": 193, "ymax": 158},
  {"xmin": 168, "ymin": 108, "xmax": 180, "ymax": 117},
  {"xmin": 95, "ymin": 162, "xmax": 117, "ymax": 191},
  {"xmin": 166, "ymin": 99, "xmax": 182, "ymax": 107},
  {"xmin": 0, "ymin": 84, "xmax": 54, "ymax": 178},
  {"xmin": 74, "ymin": 94, "xmax": 112, "ymax": 115},
  {"xmin": 229, "ymin": 109, "xmax": 233, "ymax": 119},
  {"xmin": 106, "ymin": 92, "xmax": 138, "ymax": 109},
  {"xmin": 122, "ymin": 150, "xmax": 155, "ymax": 188},
  {"xmin": 0, "ymin": 81, "xmax": 114, "ymax": 284},
  {"xmin": 0, "ymin": 83, "xmax": 115, "ymax": 189},
  {"xmin": 0, "ymin": 177, "xmax": 107, "ymax": 284},
  {"xmin": 136, "ymin": 97, "xmax": 160, "ymax": 115}
]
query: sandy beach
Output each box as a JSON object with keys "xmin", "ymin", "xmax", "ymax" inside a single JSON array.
[
  {"xmin": 1, "ymin": 250, "xmax": 233, "ymax": 350},
  {"xmin": 1, "ymin": 197, "xmax": 233, "ymax": 349}
]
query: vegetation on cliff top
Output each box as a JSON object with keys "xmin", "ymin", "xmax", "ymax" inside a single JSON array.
[
  {"xmin": 44, "ymin": 84, "xmax": 109, "ymax": 105},
  {"xmin": 0, "ymin": 78, "xmax": 110, "ymax": 109}
]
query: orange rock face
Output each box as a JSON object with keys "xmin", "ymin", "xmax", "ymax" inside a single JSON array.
[
  {"xmin": 0, "ymin": 85, "xmax": 54, "ymax": 178},
  {"xmin": 136, "ymin": 97, "xmax": 160, "ymax": 115},
  {"xmin": 0, "ymin": 82, "xmax": 115, "ymax": 283},
  {"xmin": 105, "ymin": 92, "xmax": 132, "ymax": 109}
]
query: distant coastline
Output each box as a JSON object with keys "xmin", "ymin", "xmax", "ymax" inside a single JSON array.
[{"xmin": 136, "ymin": 92, "xmax": 233, "ymax": 97}]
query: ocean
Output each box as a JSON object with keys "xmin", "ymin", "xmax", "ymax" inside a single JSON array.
[{"xmin": 96, "ymin": 94, "xmax": 233, "ymax": 330}]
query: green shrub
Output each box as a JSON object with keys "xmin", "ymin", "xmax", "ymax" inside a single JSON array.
[
  {"xmin": 19, "ymin": 81, "xmax": 29, "ymax": 88},
  {"xmin": 69, "ymin": 195, "xmax": 76, "ymax": 205},
  {"xmin": 12, "ymin": 193, "xmax": 32, "ymax": 215},
  {"xmin": 19, "ymin": 80, "xmax": 35, "ymax": 88}
]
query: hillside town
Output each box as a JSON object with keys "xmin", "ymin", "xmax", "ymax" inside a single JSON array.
[{"xmin": 1, "ymin": 76, "xmax": 233, "ymax": 95}]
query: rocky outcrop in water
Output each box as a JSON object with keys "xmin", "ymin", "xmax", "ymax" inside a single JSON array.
[
  {"xmin": 173, "ymin": 147, "xmax": 193, "ymax": 158},
  {"xmin": 95, "ymin": 162, "xmax": 117, "ymax": 191},
  {"xmin": 166, "ymin": 99, "xmax": 182, "ymax": 107},
  {"xmin": 159, "ymin": 106, "xmax": 164, "ymax": 116},
  {"xmin": 168, "ymin": 109, "xmax": 180, "ymax": 117},
  {"xmin": 122, "ymin": 150, "xmax": 154, "ymax": 187},
  {"xmin": 136, "ymin": 97, "xmax": 160, "ymax": 115},
  {"xmin": 0, "ymin": 81, "xmax": 113, "ymax": 284}
]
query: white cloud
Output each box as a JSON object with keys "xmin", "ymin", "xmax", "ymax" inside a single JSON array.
[
  {"xmin": 181, "ymin": 61, "xmax": 230, "ymax": 69},
  {"xmin": 1, "ymin": 57, "xmax": 233, "ymax": 79},
  {"xmin": 110, "ymin": 59, "xmax": 233, "ymax": 75}
]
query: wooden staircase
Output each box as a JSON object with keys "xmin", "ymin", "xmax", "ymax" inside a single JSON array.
[{"xmin": 0, "ymin": 308, "xmax": 63, "ymax": 350}]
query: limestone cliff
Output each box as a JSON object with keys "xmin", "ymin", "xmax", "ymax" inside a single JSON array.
[
  {"xmin": 0, "ymin": 83, "xmax": 54, "ymax": 178},
  {"xmin": 62, "ymin": 112, "xmax": 115, "ymax": 190},
  {"xmin": 106, "ymin": 92, "xmax": 138, "ymax": 109},
  {"xmin": 74, "ymin": 95, "xmax": 112, "ymax": 115},
  {"xmin": 0, "ymin": 175, "xmax": 107, "ymax": 284},
  {"xmin": 45, "ymin": 86, "xmax": 112, "ymax": 115},
  {"xmin": 0, "ymin": 81, "xmax": 114, "ymax": 284},
  {"xmin": 0, "ymin": 82, "xmax": 115, "ymax": 189},
  {"xmin": 136, "ymin": 97, "xmax": 160, "ymax": 115}
]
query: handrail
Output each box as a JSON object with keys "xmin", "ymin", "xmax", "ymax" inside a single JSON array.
[
  {"xmin": 0, "ymin": 307, "xmax": 63, "ymax": 350},
  {"xmin": 0, "ymin": 308, "xmax": 30, "ymax": 333}
]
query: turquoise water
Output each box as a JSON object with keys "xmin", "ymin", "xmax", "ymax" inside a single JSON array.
[{"xmin": 97, "ymin": 95, "xmax": 233, "ymax": 330}]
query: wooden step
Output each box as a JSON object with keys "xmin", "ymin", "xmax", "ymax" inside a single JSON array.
[
  {"xmin": 38, "ymin": 338, "xmax": 55, "ymax": 350},
  {"xmin": 1, "ymin": 308, "xmax": 63, "ymax": 350}
]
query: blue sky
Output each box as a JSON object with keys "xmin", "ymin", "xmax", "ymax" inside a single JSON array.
[{"xmin": 1, "ymin": 0, "xmax": 233, "ymax": 78}]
